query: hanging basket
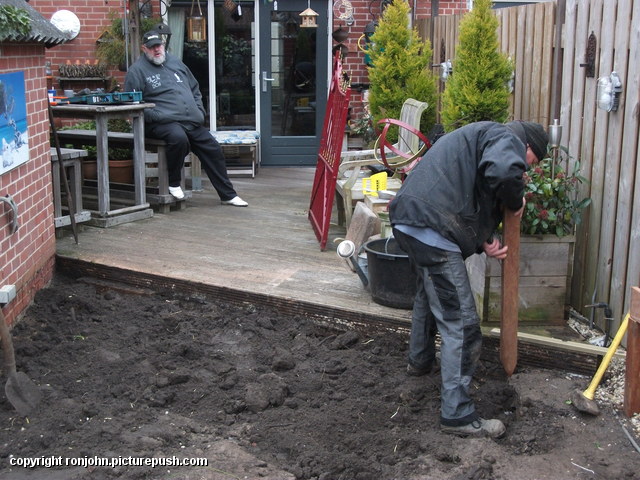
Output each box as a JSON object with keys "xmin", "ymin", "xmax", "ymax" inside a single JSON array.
[{"xmin": 187, "ymin": 0, "xmax": 207, "ymax": 42}]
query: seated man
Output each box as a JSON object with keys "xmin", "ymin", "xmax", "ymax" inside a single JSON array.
[{"xmin": 124, "ymin": 30, "xmax": 247, "ymax": 207}]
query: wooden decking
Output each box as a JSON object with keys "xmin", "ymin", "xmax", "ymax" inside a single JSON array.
[{"xmin": 55, "ymin": 167, "xmax": 413, "ymax": 329}]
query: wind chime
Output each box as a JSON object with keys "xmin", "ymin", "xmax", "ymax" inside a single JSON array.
[{"xmin": 187, "ymin": 0, "xmax": 207, "ymax": 42}]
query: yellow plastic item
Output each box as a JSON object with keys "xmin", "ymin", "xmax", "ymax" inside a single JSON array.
[
  {"xmin": 362, "ymin": 172, "xmax": 387, "ymax": 197},
  {"xmin": 582, "ymin": 312, "xmax": 630, "ymax": 400}
]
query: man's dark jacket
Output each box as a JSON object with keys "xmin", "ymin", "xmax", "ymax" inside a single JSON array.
[
  {"xmin": 389, "ymin": 121, "xmax": 528, "ymax": 259},
  {"xmin": 124, "ymin": 52, "xmax": 206, "ymax": 127}
]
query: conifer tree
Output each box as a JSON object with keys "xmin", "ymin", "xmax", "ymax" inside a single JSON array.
[
  {"xmin": 440, "ymin": 0, "xmax": 512, "ymax": 131},
  {"xmin": 367, "ymin": 0, "xmax": 437, "ymax": 143}
]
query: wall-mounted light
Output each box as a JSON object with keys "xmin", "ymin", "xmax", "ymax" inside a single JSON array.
[
  {"xmin": 507, "ymin": 57, "xmax": 515, "ymax": 93},
  {"xmin": 548, "ymin": 119, "xmax": 563, "ymax": 149},
  {"xmin": 597, "ymin": 71, "xmax": 623, "ymax": 112},
  {"xmin": 440, "ymin": 59, "xmax": 452, "ymax": 82},
  {"xmin": 507, "ymin": 69, "xmax": 515, "ymax": 93}
]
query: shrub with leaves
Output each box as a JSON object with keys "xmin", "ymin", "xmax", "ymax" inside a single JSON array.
[
  {"xmin": 440, "ymin": 0, "xmax": 512, "ymax": 131},
  {"xmin": 367, "ymin": 0, "xmax": 438, "ymax": 144},
  {"xmin": 0, "ymin": 6, "xmax": 31, "ymax": 40},
  {"xmin": 96, "ymin": 12, "xmax": 161, "ymax": 68},
  {"xmin": 59, "ymin": 120, "xmax": 133, "ymax": 161},
  {"xmin": 521, "ymin": 147, "xmax": 591, "ymax": 237}
]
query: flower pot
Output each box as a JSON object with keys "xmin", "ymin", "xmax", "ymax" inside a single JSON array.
[
  {"xmin": 465, "ymin": 235, "xmax": 575, "ymax": 325},
  {"xmin": 82, "ymin": 159, "xmax": 134, "ymax": 184}
]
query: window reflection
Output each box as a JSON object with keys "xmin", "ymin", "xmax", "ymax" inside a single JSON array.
[{"xmin": 270, "ymin": 12, "xmax": 316, "ymax": 136}]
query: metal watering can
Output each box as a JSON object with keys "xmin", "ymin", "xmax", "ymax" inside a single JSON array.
[{"xmin": 336, "ymin": 239, "xmax": 369, "ymax": 287}]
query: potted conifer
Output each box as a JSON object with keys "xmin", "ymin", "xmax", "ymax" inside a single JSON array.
[{"xmin": 366, "ymin": 0, "xmax": 438, "ymax": 144}]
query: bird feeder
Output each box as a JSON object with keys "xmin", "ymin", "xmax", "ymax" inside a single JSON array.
[
  {"xmin": 300, "ymin": 6, "xmax": 319, "ymax": 28},
  {"xmin": 187, "ymin": 0, "xmax": 207, "ymax": 42}
]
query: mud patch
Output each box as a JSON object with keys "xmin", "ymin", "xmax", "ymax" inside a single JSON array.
[{"xmin": 0, "ymin": 274, "xmax": 638, "ymax": 480}]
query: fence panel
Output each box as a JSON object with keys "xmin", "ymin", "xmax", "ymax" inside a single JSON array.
[
  {"xmin": 573, "ymin": 0, "xmax": 605, "ymax": 322},
  {"xmin": 622, "ymin": 2, "xmax": 640, "ymax": 317},
  {"xmin": 608, "ymin": 0, "xmax": 638, "ymax": 321}
]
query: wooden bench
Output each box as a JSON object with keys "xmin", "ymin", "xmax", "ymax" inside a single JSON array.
[
  {"xmin": 211, "ymin": 130, "xmax": 260, "ymax": 178},
  {"xmin": 56, "ymin": 129, "xmax": 192, "ymax": 214},
  {"xmin": 50, "ymin": 148, "xmax": 92, "ymax": 235},
  {"xmin": 57, "ymin": 129, "xmax": 261, "ymax": 210}
]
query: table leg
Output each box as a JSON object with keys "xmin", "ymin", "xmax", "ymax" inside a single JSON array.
[
  {"xmin": 132, "ymin": 113, "xmax": 146, "ymax": 206},
  {"xmin": 95, "ymin": 115, "xmax": 110, "ymax": 216}
]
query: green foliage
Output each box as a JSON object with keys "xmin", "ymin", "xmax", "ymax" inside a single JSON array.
[
  {"xmin": 348, "ymin": 110, "xmax": 376, "ymax": 147},
  {"xmin": 521, "ymin": 146, "xmax": 591, "ymax": 237},
  {"xmin": 96, "ymin": 12, "xmax": 160, "ymax": 67},
  {"xmin": 0, "ymin": 6, "xmax": 31, "ymax": 39},
  {"xmin": 59, "ymin": 120, "xmax": 133, "ymax": 161},
  {"xmin": 367, "ymin": 0, "xmax": 438, "ymax": 144},
  {"xmin": 220, "ymin": 35, "xmax": 252, "ymax": 75},
  {"xmin": 440, "ymin": 0, "xmax": 513, "ymax": 131}
]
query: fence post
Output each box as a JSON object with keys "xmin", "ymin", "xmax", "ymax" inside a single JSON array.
[{"xmin": 624, "ymin": 286, "xmax": 640, "ymax": 417}]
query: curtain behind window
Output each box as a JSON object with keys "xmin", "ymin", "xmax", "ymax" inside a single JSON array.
[{"xmin": 167, "ymin": 9, "xmax": 186, "ymax": 60}]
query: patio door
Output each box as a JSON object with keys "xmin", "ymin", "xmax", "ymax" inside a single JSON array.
[{"xmin": 258, "ymin": 0, "xmax": 329, "ymax": 166}]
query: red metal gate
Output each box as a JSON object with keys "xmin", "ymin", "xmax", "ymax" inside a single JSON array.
[{"xmin": 308, "ymin": 53, "xmax": 351, "ymax": 251}]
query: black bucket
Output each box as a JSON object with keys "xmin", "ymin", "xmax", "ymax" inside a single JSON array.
[{"xmin": 363, "ymin": 237, "xmax": 417, "ymax": 309}]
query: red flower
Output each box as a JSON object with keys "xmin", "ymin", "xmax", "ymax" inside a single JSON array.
[{"xmin": 537, "ymin": 209, "xmax": 549, "ymax": 220}]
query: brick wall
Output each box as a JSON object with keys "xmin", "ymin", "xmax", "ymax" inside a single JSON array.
[
  {"xmin": 0, "ymin": 43, "xmax": 56, "ymax": 326},
  {"xmin": 31, "ymin": 0, "xmax": 128, "ymax": 93}
]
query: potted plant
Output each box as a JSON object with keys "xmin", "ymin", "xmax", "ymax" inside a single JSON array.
[
  {"xmin": 467, "ymin": 147, "xmax": 591, "ymax": 325},
  {"xmin": 347, "ymin": 110, "xmax": 375, "ymax": 149},
  {"xmin": 521, "ymin": 147, "xmax": 591, "ymax": 237},
  {"xmin": 60, "ymin": 119, "xmax": 135, "ymax": 184},
  {"xmin": 96, "ymin": 12, "xmax": 160, "ymax": 71},
  {"xmin": 366, "ymin": 0, "xmax": 438, "ymax": 144}
]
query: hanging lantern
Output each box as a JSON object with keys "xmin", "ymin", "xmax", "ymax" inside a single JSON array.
[
  {"xmin": 300, "ymin": 1, "xmax": 319, "ymax": 28},
  {"xmin": 187, "ymin": 0, "xmax": 207, "ymax": 42}
]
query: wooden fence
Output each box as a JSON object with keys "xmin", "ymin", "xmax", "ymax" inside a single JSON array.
[{"xmin": 417, "ymin": 0, "xmax": 640, "ymax": 334}]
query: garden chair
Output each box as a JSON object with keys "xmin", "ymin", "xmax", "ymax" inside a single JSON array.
[{"xmin": 334, "ymin": 98, "xmax": 428, "ymax": 227}]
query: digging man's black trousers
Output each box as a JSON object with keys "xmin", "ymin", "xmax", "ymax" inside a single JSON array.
[{"xmin": 146, "ymin": 122, "xmax": 238, "ymax": 201}]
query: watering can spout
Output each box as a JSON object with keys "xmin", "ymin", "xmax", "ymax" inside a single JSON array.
[{"xmin": 336, "ymin": 240, "xmax": 369, "ymax": 287}]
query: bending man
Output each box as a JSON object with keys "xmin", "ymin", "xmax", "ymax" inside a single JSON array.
[{"xmin": 390, "ymin": 120, "xmax": 548, "ymax": 438}]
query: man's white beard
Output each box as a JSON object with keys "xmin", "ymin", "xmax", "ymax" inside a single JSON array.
[{"xmin": 146, "ymin": 51, "xmax": 166, "ymax": 65}]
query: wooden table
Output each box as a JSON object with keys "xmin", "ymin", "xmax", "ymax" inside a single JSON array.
[
  {"xmin": 51, "ymin": 103, "xmax": 154, "ymax": 227},
  {"xmin": 50, "ymin": 147, "xmax": 92, "ymax": 232}
]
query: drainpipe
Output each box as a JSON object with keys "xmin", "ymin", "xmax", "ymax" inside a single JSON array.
[{"xmin": 551, "ymin": 0, "xmax": 566, "ymax": 121}]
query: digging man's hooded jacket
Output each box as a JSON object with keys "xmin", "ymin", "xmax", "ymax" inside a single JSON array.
[{"xmin": 389, "ymin": 121, "xmax": 531, "ymax": 259}]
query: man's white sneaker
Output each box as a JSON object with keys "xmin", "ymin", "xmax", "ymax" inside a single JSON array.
[
  {"xmin": 168, "ymin": 186, "xmax": 185, "ymax": 200},
  {"xmin": 221, "ymin": 196, "xmax": 248, "ymax": 207}
]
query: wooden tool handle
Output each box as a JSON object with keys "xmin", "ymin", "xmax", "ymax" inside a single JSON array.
[{"xmin": 500, "ymin": 211, "xmax": 521, "ymax": 376}]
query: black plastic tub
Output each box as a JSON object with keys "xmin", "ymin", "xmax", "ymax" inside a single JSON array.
[{"xmin": 363, "ymin": 237, "xmax": 417, "ymax": 309}]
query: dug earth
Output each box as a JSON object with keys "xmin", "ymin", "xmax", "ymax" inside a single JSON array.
[{"xmin": 0, "ymin": 274, "xmax": 638, "ymax": 479}]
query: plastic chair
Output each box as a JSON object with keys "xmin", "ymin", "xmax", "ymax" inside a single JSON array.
[{"xmin": 334, "ymin": 98, "xmax": 428, "ymax": 227}]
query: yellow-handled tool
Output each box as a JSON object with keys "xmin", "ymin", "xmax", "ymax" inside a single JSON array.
[{"xmin": 570, "ymin": 312, "xmax": 630, "ymax": 415}]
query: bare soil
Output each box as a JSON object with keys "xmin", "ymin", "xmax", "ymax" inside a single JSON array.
[{"xmin": 0, "ymin": 273, "xmax": 638, "ymax": 479}]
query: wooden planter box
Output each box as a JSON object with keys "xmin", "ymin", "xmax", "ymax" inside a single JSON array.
[{"xmin": 465, "ymin": 235, "xmax": 575, "ymax": 325}]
